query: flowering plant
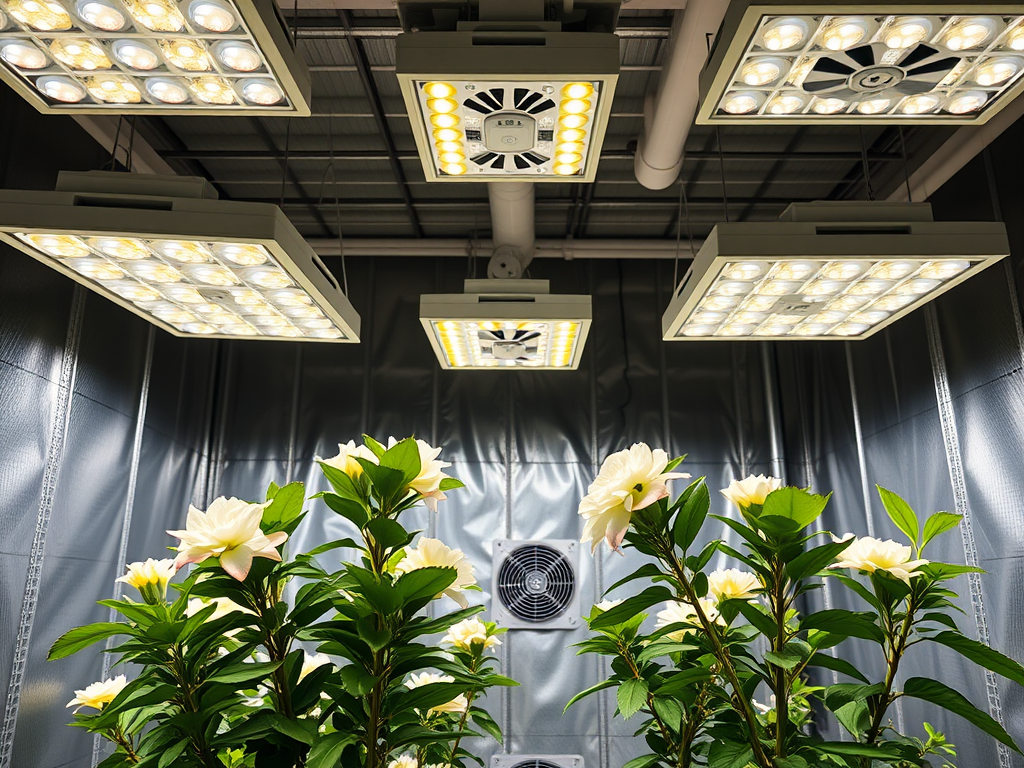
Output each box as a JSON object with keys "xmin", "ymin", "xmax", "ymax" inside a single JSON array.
[
  {"xmin": 570, "ymin": 444, "xmax": 1024, "ymax": 768},
  {"xmin": 48, "ymin": 435, "xmax": 514, "ymax": 768}
]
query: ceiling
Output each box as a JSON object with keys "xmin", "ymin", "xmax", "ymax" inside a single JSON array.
[{"xmin": 129, "ymin": 6, "xmax": 952, "ymax": 244}]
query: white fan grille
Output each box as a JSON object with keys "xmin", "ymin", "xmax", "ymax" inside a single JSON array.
[{"xmin": 496, "ymin": 543, "xmax": 575, "ymax": 622}]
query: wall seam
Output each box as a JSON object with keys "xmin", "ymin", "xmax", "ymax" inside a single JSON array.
[
  {"xmin": 844, "ymin": 343, "xmax": 876, "ymax": 540},
  {"xmin": 285, "ymin": 345, "xmax": 303, "ymax": 484},
  {"xmin": 92, "ymin": 324, "xmax": 155, "ymax": 767},
  {"xmin": 501, "ymin": 374, "xmax": 513, "ymax": 753},
  {"xmin": 925, "ymin": 304, "xmax": 1010, "ymax": 768},
  {"xmin": 591, "ymin": 261, "xmax": 610, "ymax": 768},
  {"xmin": 0, "ymin": 286, "xmax": 87, "ymax": 768}
]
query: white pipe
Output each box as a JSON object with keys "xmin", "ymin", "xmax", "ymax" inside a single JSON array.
[
  {"xmin": 308, "ymin": 238, "xmax": 702, "ymax": 258},
  {"xmin": 634, "ymin": 0, "xmax": 730, "ymax": 190},
  {"xmin": 887, "ymin": 96, "xmax": 1024, "ymax": 203},
  {"xmin": 487, "ymin": 182, "xmax": 536, "ymax": 256}
]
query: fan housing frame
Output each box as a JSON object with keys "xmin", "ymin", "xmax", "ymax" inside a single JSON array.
[{"xmin": 491, "ymin": 539, "xmax": 581, "ymax": 630}]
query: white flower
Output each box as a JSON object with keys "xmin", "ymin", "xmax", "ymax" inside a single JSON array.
[
  {"xmin": 167, "ymin": 496, "xmax": 288, "ymax": 580},
  {"xmin": 116, "ymin": 558, "xmax": 177, "ymax": 603},
  {"xmin": 66, "ymin": 675, "xmax": 127, "ymax": 713},
  {"xmin": 300, "ymin": 652, "xmax": 332, "ymax": 680},
  {"xmin": 186, "ymin": 596, "xmax": 255, "ymax": 621},
  {"xmin": 388, "ymin": 756, "xmax": 418, "ymax": 768},
  {"xmin": 404, "ymin": 672, "xmax": 468, "ymax": 713},
  {"xmin": 720, "ymin": 475, "xmax": 782, "ymax": 510},
  {"xmin": 594, "ymin": 598, "xmax": 623, "ymax": 612},
  {"xmin": 242, "ymin": 685, "xmax": 269, "ymax": 707},
  {"xmin": 829, "ymin": 534, "xmax": 929, "ymax": 584},
  {"xmin": 394, "ymin": 538, "xmax": 476, "ymax": 608},
  {"xmin": 317, "ymin": 440, "xmax": 378, "ymax": 478},
  {"xmin": 578, "ymin": 443, "xmax": 688, "ymax": 552},
  {"xmin": 655, "ymin": 599, "xmax": 724, "ymax": 641},
  {"xmin": 707, "ymin": 568, "xmax": 760, "ymax": 602},
  {"xmin": 442, "ymin": 618, "xmax": 500, "ymax": 651},
  {"xmin": 388, "ymin": 437, "xmax": 452, "ymax": 511}
]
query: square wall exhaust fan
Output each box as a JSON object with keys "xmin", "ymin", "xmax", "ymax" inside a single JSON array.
[
  {"xmin": 0, "ymin": 171, "xmax": 360, "ymax": 341},
  {"xmin": 420, "ymin": 279, "xmax": 592, "ymax": 370},
  {"xmin": 697, "ymin": 0, "xmax": 1024, "ymax": 124},
  {"xmin": 395, "ymin": 24, "xmax": 619, "ymax": 181},
  {"xmin": 0, "ymin": 0, "xmax": 311, "ymax": 114},
  {"xmin": 662, "ymin": 201, "xmax": 1008, "ymax": 341},
  {"xmin": 492, "ymin": 539, "xmax": 580, "ymax": 631},
  {"xmin": 492, "ymin": 757, "xmax": 584, "ymax": 768}
]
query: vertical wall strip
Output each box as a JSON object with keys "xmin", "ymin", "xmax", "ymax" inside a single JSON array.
[
  {"xmin": 925, "ymin": 305, "xmax": 1010, "ymax": 768},
  {"xmin": 360, "ymin": 259, "xmax": 376, "ymax": 437},
  {"xmin": 93, "ymin": 325, "xmax": 155, "ymax": 766},
  {"xmin": 209, "ymin": 344, "xmax": 233, "ymax": 503},
  {"xmin": 982, "ymin": 148, "xmax": 1024, "ymax": 365},
  {"xmin": 285, "ymin": 345, "xmax": 303, "ymax": 484},
  {"xmin": 845, "ymin": 343, "xmax": 876, "ymax": 540},
  {"xmin": 731, "ymin": 347, "xmax": 748, "ymax": 476},
  {"xmin": 500, "ymin": 374, "xmax": 513, "ymax": 753},
  {"xmin": 591, "ymin": 261, "xmax": 610, "ymax": 768},
  {"xmin": 760, "ymin": 344, "xmax": 785, "ymax": 482},
  {"xmin": 194, "ymin": 342, "xmax": 220, "ymax": 508},
  {"xmin": 0, "ymin": 286, "xmax": 86, "ymax": 768}
]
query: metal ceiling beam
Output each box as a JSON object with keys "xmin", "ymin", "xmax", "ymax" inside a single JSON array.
[
  {"xmin": 259, "ymin": 196, "xmax": 810, "ymax": 209},
  {"xmin": 159, "ymin": 149, "xmax": 903, "ymax": 162},
  {"xmin": 289, "ymin": 0, "xmax": 686, "ymax": 7},
  {"xmin": 292, "ymin": 23, "xmax": 672, "ymax": 38},
  {"xmin": 336, "ymin": 8, "xmax": 423, "ymax": 237},
  {"xmin": 307, "ymin": 64, "xmax": 661, "ymax": 73}
]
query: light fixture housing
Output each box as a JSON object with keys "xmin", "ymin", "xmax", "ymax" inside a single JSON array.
[
  {"xmin": 662, "ymin": 201, "xmax": 1008, "ymax": 341},
  {"xmin": 420, "ymin": 279, "xmax": 592, "ymax": 369},
  {"xmin": 697, "ymin": 0, "xmax": 1024, "ymax": 124},
  {"xmin": 0, "ymin": 171, "xmax": 359, "ymax": 342},
  {"xmin": 396, "ymin": 31, "xmax": 619, "ymax": 182},
  {"xmin": 0, "ymin": 0, "xmax": 310, "ymax": 114}
]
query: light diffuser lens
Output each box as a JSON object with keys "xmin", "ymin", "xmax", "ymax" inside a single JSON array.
[
  {"xmin": 820, "ymin": 18, "xmax": 868, "ymax": 51},
  {"xmin": 188, "ymin": 0, "xmax": 236, "ymax": 32},
  {"xmin": 77, "ymin": 0, "xmax": 126, "ymax": 30},
  {"xmin": 761, "ymin": 17, "xmax": 808, "ymax": 51},
  {"xmin": 0, "ymin": 41, "xmax": 46, "ymax": 69}
]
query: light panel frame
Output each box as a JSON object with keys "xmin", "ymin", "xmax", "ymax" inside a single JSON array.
[
  {"xmin": 697, "ymin": 0, "xmax": 1024, "ymax": 125},
  {"xmin": 662, "ymin": 202, "xmax": 1009, "ymax": 341},
  {"xmin": 420, "ymin": 280, "xmax": 592, "ymax": 370},
  {"xmin": 0, "ymin": 0, "xmax": 311, "ymax": 114},
  {"xmin": 396, "ymin": 30, "xmax": 619, "ymax": 182},
  {"xmin": 0, "ymin": 172, "xmax": 359, "ymax": 342}
]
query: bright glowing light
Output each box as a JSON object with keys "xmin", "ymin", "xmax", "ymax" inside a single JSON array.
[
  {"xmin": 245, "ymin": 268, "xmax": 291, "ymax": 289},
  {"xmin": 899, "ymin": 94, "xmax": 941, "ymax": 114},
  {"xmin": 895, "ymin": 278, "xmax": 942, "ymax": 295},
  {"xmin": 792, "ymin": 323, "xmax": 829, "ymax": 336},
  {"xmin": 423, "ymin": 81, "xmax": 455, "ymax": 98},
  {"xmin": 558, "ymin": 128, "xmax": 586, "ymax": 143},
  {"xmin": 188, "ymin": 76, "xmax": 235, "ymax": 104},
  {"xmin": 188, "ymin": 0, "xmax": 236, "ymax": 32},
  {"xmin": 147, "ymin": 78, "xmax": 190, "ymax": 104},
  {"xmin": 813, "ymin": 97, "xmax": 846, "ymax": 114},
  {"xmin": 767, "ymin": 93, "xmax": 805, "ymax": 115},
  {"xmin": 68, "ymin": 258, "xmax": 126, "ymax": 281},
  {"xmin": 555, "ymin": 152, "xmax": 582, "ymax": 165},
  {"xmin": 945, "ymin": 91, "xmax": 988, "ymax": 114},
  {"xmin": 821, "ymin": 18, "xmax": 868, "ymax": 51},
  {"xmin": 161, "ymin": 39, "xmax": 212, "ymax": 71},
  {"xmin": 829, "ymin": 295, "xmax": 870, "ymax": 310},
  {"xmin": 433, "ymin": 127, "xmax": 462, "ymax": 143},
  {"xmin": 113, "ymin": 41, "xmax": 160, "ymax": 70},
  {"xmin": 153, "ymin": 240, "xmax": 211, "ymax": 262},
  {"xmin": 772, "ymin": 261, "xmax": 817, "ymax": 280},
  {"xmin": 717, "ymin": 324, "xmax": 757, "ymax": 336},
  {"xmin": 832, "ymin": 322, "xmax": 870, "ymax": 336},
  {"xmin": 49, "ymin": 39, "xmax": 111, "ymax": 71},
  {"xmin": 19, "ymin": 233, "xmax": 91, "ymax": 257},
  {"xmin": 723, "ymin": 92, "xmax": 760, "ymax": 114},
  {"xmin": 36, "ymin": 75, "xmax": 86, "ymax": 102},
  {"xmin": 559, "ymin": 113, "xmax": 588, "ymax": 129},
  {"xmin": 189, "ymin": 264, "xmax": 238, "ymax": 285},
  {"xmin": 761, "ymin": 18, "xmax": 808, "ymax": 51},
  {"xmin": 269, "ymin": 289, "xmax": 312, "ymax": 307},
  {"xmin": 975, "ymin": 57, "xmax": 1021, "ymax": 86},
  {"xmin": 443, "ymin": 162, "xmax": 467, "ymax": 176},
  {"xmin": 920, "ymin": 260, "xmax": 970, "ymax": 279},
  {"xmin": 0, "ymin": 41, "xmax": 47, "ymax": 69},
  {"xmin": 856, "ymin": 97, "xmax": 891, "ymax": 115},
  {"xmin": 561, "ymin": 98, "xmax": 591, "ymax": 114},
  {"xmin": 870, "ymin": 261, "xmax": 917, "ymax": 280},
  {"xmin": 215, "ymin": 42, "xmax": 261, "ymax": 71},
  {"xmin": 723, "ymin": 262, "xmax": 765, "ymax": 280},
  {"xmin": 803, "ymin": 279, "xmax": 844, "ymax": 296},
  {"xmin": 712, "ymin": 280, "xmax": 753, "ymax": 296},
  {"xmin": 884, "ymin": 18, "xmax": 931, "ymax": 49},
  {"xmin": 164, "ymin": 285, "xmax": 204, "ymax": 303},
  {"xmin": 943, "ymin": 17, "xmax": 997, "ymax": 51},
  {"xmin": 681, "ymin": 325, "xmax": 716, "ymax": 337},
  {"xmin": 562, "ymin": 82, "xmax": 594, "ymax": 99},
  {"xmin": 741, "ymin": 58, "xmax": 782, "ymax": 85},
  {"xmin": 700, "ymin": 295, "xmax": 738, "ymax": 311},
  {"xmin": 427, "ymin": 97, "xmax": 458, "ymax": 114},
  {"xmin": 847, "ymin": 279, "xmax": 892, "ymax": 296},
  {"xmin": 77, "ymin": 0, "xmax": 126, "ymax": 30},
  {"xmin": 87, "ymin": 237, "xmax": 150, "ymax": 260},
  {"xmin": 108, "ymin": 282, "xmax": 161, "ymax": 302},
  {"xmin": 6, "ymin": 0, "xmax": 71, "ymax": 30},
  {"xmin": 851, "ymin": 310, "xmax": 889, "ymax": 323},
  {"xmin": 129, "ymin": 261, "xmax": 182, "ymax": 283},
  {"xmin": 85, "ymin": 75, "xmax": 142, "ymax": 104},
  {"xmin": 123, "ymin": 0, "xmax": 184, "ymax": 32},
  {"xmin": 430, "ymin": 112, "xmax": 459, "ymax": 129},
  {"xmin": 241, "ymin": 79, "xmax": 283, "ymax": 105},
  {"xmin": 1008, "ymin": 25, "xmax": 1024, "ymax": 51}
]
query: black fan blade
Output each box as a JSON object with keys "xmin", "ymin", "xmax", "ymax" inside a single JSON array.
[
  {"xmin": 517, "ymin": 91, "xmax": 543, "ymax": 111},
  {"xmin": 906, "ymin": 56, "xmax": 961, "ymax": 78},
  {"xmin": 844, "ymin": 44, "xmax": 878, "ymax": 68},
  {"xmin": 464, "ymin": 98, "xmax": 493, "ymax": 115},
  {"xmin": 513, "ymin": 155, "xmax": 530, "ymax": 170},
  {"xmin": 898, "ymin": 43, "xmax": 940, "ymax": 69},
  {"xmin": 809, "ymin": 56, "xmax": 857, "ymax": 76},
  {"xmin": 492, "ymin": 155, "xmax": 505, "ymax": 170},
  {"xmin": 471, "ymin": 152, "xmax": 497, "ymax": 166},
  {"xmin": 478, "ymin": 89, "xmax": 503, "ymax": 111},
  {"xmin": 527, "ymin": 98, "xmax": 556, "ymax": 114},
  {"xmin": 513, "ymin": 87, "xmax": 528, "ymax": 107},
  {"xmin": 521, "ymin": 151, "xmax": 547, "ymax": 165},
  {"xmin": 801, "ymin": 74, "xmax": 849, "ymax": 93}
]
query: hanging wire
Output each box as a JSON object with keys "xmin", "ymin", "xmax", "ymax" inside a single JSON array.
[
  {"xmin": 716, "ymin": 126, "xmax": 730, "ymax": 222},
  {"xmin": 672, "ymin": 177, "xmax": 684, "ymax": 288},
  {"xmin": 858, "ymin": 125, "xmax": 876, "ymax": 201},
  {"xmin": 316, "ymin": 115, "xmax": 350, "ymax": 296},
  {"xmin": 279, "ymin": 118, "xmax": 292, "ymax": 208},
  {"xmin": 898, "ymin": 126, "xmax": 913, "ymax": 203},
  {"xmin": 125, "ymin": 116, "xmax": 137, "ymax": 172},
  {"xmin": 105, "ymin": 116, "xmax": 124, "ymax": 170}
]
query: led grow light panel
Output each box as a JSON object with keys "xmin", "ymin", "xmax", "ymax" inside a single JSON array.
[
  {"xmin": 410, "ymin": 79, "xmax": 603, "ymax": 180},
  {"xmin": 0, "ymin": 0, "xmax": 311, "ymax": 113},
  {"xmin": 697, "ymin": 2, "xmax": 1024, "ymax": 124},
  {"xmin": 429, "ymin": 319, "xmax": 585, "ymax": 369},
  {"xmin": 0, "ymin": 172, "xmax": 359, "ymax": 341}
]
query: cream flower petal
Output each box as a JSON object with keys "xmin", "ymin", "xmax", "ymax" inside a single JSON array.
[{"xmin": 219, "ymin": 546, "xmax": 254, "ymax": 580}]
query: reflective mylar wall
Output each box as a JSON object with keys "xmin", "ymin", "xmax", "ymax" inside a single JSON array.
[{"xmin": 3, "ymin": 86, "xmax": 1024, "ymax": 768}]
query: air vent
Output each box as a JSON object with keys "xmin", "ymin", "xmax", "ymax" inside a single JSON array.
[
  {"xmin": 492, "ymin": 755, "xmax": 583, "ymax": 768},
  {"xmin": 492, "ymin": 539, "xmax": 579, "ymax": 630}
]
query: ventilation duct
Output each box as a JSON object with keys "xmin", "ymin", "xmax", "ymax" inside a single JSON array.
[
  {"xmin": 492, "ymin": 757, "xmax": 584, "ymax": 768},
  {"xmin": 492, "ymin": 539, "xmax": 580, "ymax": 630}
]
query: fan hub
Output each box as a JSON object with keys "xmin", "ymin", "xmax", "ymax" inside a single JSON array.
[
  {"xmin": 492, "ymin": 339, "xmax": 528, "ymax": 359},
  {"xmin": 525, "ymin": 570, "xmax": 549, "ymax": 594},
  {"xmin": 848, "ymin": 65, "xmax": 904, "ymax": 93},
  {"xmin": 484, "ymin": 112, "xmax": 536, "ymax": 153}
]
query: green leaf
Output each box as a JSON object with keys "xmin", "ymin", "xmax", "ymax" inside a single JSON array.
[
  {"xmin": 206, "ymin": 660, "xmax": 283, "ymax": 685},
  {"xmin": 261, "ymin": 481, "xmax": 305, "ymax": 534},
  {"xmin": 379, "ymin": 437, "xmax": 422, "ymax": 484},
  {"xmin": 356, "ymin": 617, "xmax": 392, "ymax": 652},
  {"xmin": 903, "ymin": 677, "xmax": 1022, "ymax": 753},
  {"xmin": 394, "ymin": 566, "xmax": 457, "ymax": 608},
  {"xmin": 655, "ymin": 667, "xmax": 715, "ymax": 697},
  {"xmin": 801, "ymin": 610, "xmax": 883, "ymax": 644},
  {"xmin": 773, "ymin": 758, "xmax": 808, "ymax": 768},
  {"xmin": 357, "ymin": 458, "xmax": 407, "ymax": 502},
  {"xmin": 876, "ymin": 486, "xmax": 919, "ymax": 547},
  {"xmin": 394, "ymin": 681, "xmax": 467, "ymax": 714},
  {"xmin": 320, "ymin": 492, "xmax": 369, "ymax": 528},
  {"xmin": 765, "ymin": 650, "xmax": 803, "ymax": 670},
  {"xmin": 318, "ymin": 462, "xmax": 364, "ymax": 503},
  {"xmin": 920, "ymin": 562, "xmax": 986, "ymax": 580},
  {"xmin": 673, "ymin": 478, "xmax": 710, "ymax": 552},
  {"xmin": 605, "ymin": 563, "xmax": 664, "ymax": 595},
  {"xmin": 364, "ymin": 517, "xmax": 408, "ymax": 551},
  {"xmin": 470, "ymin": 708, "xmax": 503, "ymax": 743},
  {"xmin": 805, "ymin": 652, "xmax": 868, "ymax": 683},
  {"xmin": 921, "ymin": 512, "xmax": 962, "ymax": 551},
  {"xmin": 809, "ymin": 741, "xmax": 908, "ymax": 759},
  {"xmin": 439, "ymin": 477, "xmax": 465, "ymax": 491},
  {"xmin": 833, "ymin": 699, "xmax": 871, "ymax": 739},
  {"xmin": 927, "ymin": 632, "xmax": 1024, "ymax": 687},
  {"xmin": 156, "ymin": 739, "xmax": 189, "ymax": 768},
  {"xmin": 305, "ymin": 538, "xmax": 362, "ymax": 557},
  {"xmin": 267, "ymin": 713, "xmax": 316, "ymax": 745},
  {"xmin": 340, "ymin": 664, "xmax": 377, "ymax": 696},
  {"xmin": 48, "ymin": 622, "xmax": 134, "ymax": 660},
  {"xmin": 622, "ymin": 755, "xmax": 662, "ymax": 768},
  {"xmin": 824, "ymin": 683, "xmax": 884, "ymax": 711},
  {"xmin": 786, "ymin": 539, "xmax": 852, "ymax": 583},
  {"xmin": 590, "ymin": 586, "xmax": 674, "ymax": 628},
  {"xmin": 564, "ymin": 678, "xmax": 617, "ymax": 712},
  {"xmin": 306, "ymin": 732, "xmax": 358, "ymax": 768},
  {"xmin": 617, "ymin": 678, "xmax": 649, "ymax": 719},
  {"xmin": 708, "ymin": 740, "xmax": 754, "ymax": 768},
  {"xmin": 760, "ymin": 487, "xmax": 831, "ymax": 532},
  {"xmin": 732, "ymin": 599, "xmax": 776, "ymax": 637}
]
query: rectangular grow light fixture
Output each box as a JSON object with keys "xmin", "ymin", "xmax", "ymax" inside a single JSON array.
[
  {"xmin": 0, "ymin": 0, "xmax": 310, "ymax": 114},
  {"xmin": 420, "ymin": 280, "xmax": 592, "ymax": 369},
  {"xmin": 396, "ymin": 31, "xmax": 619, "ymax": 182},
  {"xmin": 662, "ymin": 201, "xmax": 1008, "ymax": 341},
  {"xmin": 0, "ymin": 171, "xmax": 359, "ymax": 341},
  {"xmin": 697, "ymin": 0, "xmax": 1024, "ymax": 124}
]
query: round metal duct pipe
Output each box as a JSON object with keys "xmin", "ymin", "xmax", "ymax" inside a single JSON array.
[
  {"xmin": 487, "ymin": 182, "xmax": 536, "ymax": 278},
  {"xmin": 634, "ymin": 0, "xmax": 730, "ymax": 190}
]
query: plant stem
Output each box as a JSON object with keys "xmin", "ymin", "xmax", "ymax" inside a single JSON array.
[
  {"xmin": 659, "ymin": 545, "xmax": 772, "ymax": 768},
  {"xmin": 448, "ymin": 656, "xmax": 480, "ymax": 765},
  {"xmin": 861, "ymin": 594, "xmax": 917, "ymax": 766},
  {"xmin": 366, "ymin": 534, "xmax": 389, "ymax": 768},
  {"xmin": 772, "ymin": 559, "xmax": 789, "ymax": 758},
  {"xmin": 109, "ymin": 726, "xmax": 139, "ymax": 763}
]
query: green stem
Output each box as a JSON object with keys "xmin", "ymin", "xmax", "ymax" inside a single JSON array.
[
  {"xmin": 170, "ymin": 647, "xmax": 219, "ymax": 768},
  {"xmin": 108, "ymin": 725, "xmax": 139, "ymax": 763},
  {"xmin": 448, "ymin": 656, "xmax": 481, "ymax": 766},
  {"xmin": 772, "ymin": 559, "xmax": 789, "ymax": 758},
  {"xmin": 660, "ymin": 545, "xmax": 772, "ymax": 768},
  {"xmin": 365, "ymin": 533, "xmax": 390, "ymax": 768},
  {"xmin": 861, "ymin": 595, "xmax": 917, "ymax": 766}
]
